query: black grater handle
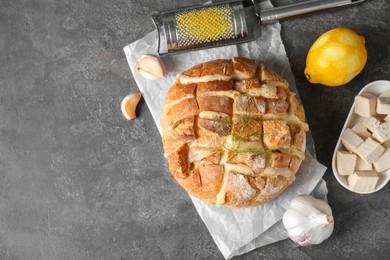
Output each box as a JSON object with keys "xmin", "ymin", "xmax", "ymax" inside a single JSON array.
[{"xmin": 260, "ymin": 0, "xmax": 364, "ymax": 23}]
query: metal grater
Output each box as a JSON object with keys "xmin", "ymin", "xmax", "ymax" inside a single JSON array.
[
  {"xmin": 175, "ymin": 4, "xmax": 238, "ymax": 47},
  {"xmin": 153, "ymin": 1, "xmax": 250, "ymax": 54},
  {"xmin": 152, "ymin": 0, "xmax": 365, "ymax": 55}
]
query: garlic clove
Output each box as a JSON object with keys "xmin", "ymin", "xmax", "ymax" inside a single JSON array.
[
  {"xmin": 135, "ymin": 54, "xmax": 166, "ymax": 80},
  {"xmin": 121, "ymin": 93, "xmax": 142, "ymax": 120}
]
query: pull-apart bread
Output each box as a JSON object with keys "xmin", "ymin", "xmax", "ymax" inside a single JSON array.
[{"xmin": 162, "ymin": 58, "xmax": 308, "ymax": 207}]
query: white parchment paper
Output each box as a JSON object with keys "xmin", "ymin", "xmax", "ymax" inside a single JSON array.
[{"xmin": 124, "ymin": 1, "xmax": 328, "ymax": 258}]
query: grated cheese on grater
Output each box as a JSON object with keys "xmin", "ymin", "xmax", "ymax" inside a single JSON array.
[{"xmin": 175, "ymin": 4, "xmax": 236, "ymax": 46}]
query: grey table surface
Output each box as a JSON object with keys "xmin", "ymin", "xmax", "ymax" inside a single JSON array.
[{"xmin": 1, "ymin": 0, "xmax": 390, "ymax": 259}]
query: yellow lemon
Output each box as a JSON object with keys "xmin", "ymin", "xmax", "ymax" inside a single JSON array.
[{"xmin": 304, "ymin": 28, "xmax": 367, "ymax": 87}]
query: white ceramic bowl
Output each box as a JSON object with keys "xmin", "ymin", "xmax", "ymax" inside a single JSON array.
[{"xmin": 332, "ymin": 80, "xmax": 390, "ymax": 194}]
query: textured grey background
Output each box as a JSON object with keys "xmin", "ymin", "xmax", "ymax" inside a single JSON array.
[{"xmin": 0, "ymin": 0, "xmax": 389, "ymax": 259}]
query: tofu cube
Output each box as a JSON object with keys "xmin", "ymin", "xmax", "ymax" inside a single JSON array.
[
  {"xmin": 384, "ymin": 114, "xmax": 390, "ymax": 122},
  {"xmin": 373, "ymin": 148, "xmax": 390, "ymax": 172},
  {"xmin": 336, "ymin": 151, "xmax": 357, "ymax": 175},
  {"xmin": 372, "ymin": 122, "xmax": 390, "ymax": 143},
  {"xmin": 383, "ymin": 140, "xmax": 390, "ymax": 149},
  {"xmin": 355, "ymin": 137, "xmax": 385, "ymax": 164},
  {"xmin": 351, "ymin": 122, "xmax": 371, "ymax": 140},
  {"xmin": 364, "ymin": 116, "xmax": 381, "ymax": 133},
  {"xmin": 376, "ymin": 96, "xmax": 390, "ymax": 114},
  {"xmin": 355, "ymin": 157, "xmax": 372, "ymax": 171},
  {"xmin": 348, "ymin": 171, "xmax": 379, "ymax": 192},
  {"xmin": 354, "ymin": 93, "xmax": 377, "ymax": 117},
  {"xmin": 341, "ymin": 128, "xmax": 364, "ymax": 152}
]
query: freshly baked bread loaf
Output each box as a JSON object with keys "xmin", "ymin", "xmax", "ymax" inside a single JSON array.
[{"xmin": 162, "ymin": 58, "xmax": 308, "ymax": 207}]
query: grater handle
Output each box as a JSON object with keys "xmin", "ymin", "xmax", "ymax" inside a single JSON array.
[{"xmin": 260, "ymin": 0, "xmax": 364, "ymax": 23}]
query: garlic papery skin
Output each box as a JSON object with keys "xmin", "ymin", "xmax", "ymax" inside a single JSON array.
[
  {"xmin": 135, "ymin": 54, "xmax": 166, "ymax": 80},
  {"xmin": 282, "ymin": 195, "xmax": 334, "ymax": 247}
]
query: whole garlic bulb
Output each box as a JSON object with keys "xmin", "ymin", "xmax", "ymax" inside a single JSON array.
[{"xmin": 282, "ymin": 195, "xmax": 334, "ymax": 246}]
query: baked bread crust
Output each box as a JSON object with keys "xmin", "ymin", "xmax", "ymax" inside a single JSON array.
[{"xmin": 162, "ymin": 58, "xmax": 308, "ymax": 207}]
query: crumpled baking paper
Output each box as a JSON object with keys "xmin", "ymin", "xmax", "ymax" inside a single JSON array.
[{"xmin": 123, "ymin": 1, "xmax": 327, "ymax": 258}]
